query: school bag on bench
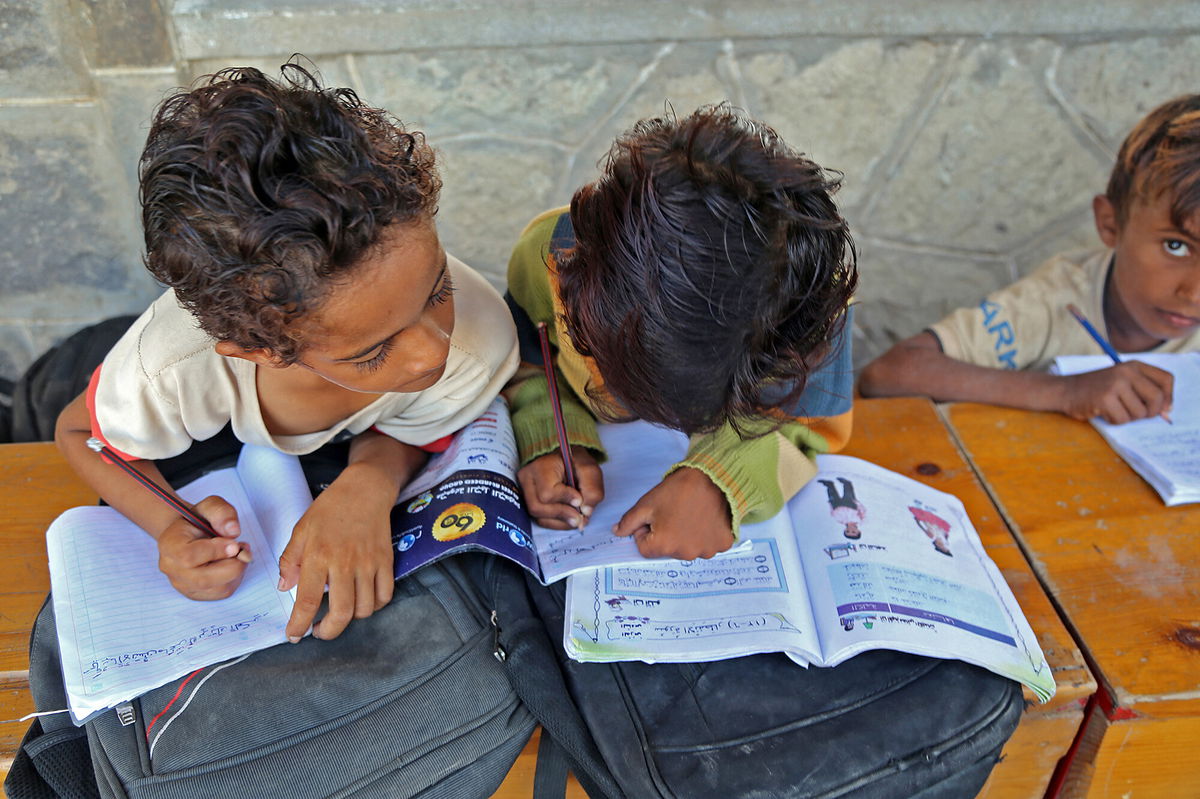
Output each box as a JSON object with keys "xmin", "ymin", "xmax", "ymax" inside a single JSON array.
[
  {"xmin": 478, "ymin": 556, "xmax": 1026, "ymax": 799},
  {"xmin": 5, "ymin": 437, "xmax": 538, "ymax": 799},
  {"xmin": 7, "ymin": 556, "xmax": 535, "ymax": 799}
]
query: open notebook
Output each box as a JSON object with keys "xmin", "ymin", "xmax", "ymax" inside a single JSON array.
[
  {"xmin": 46, "ymin": 446, "xmax": 312, "ymax": 723},
  {"xmin": 561, "ymin": 424, "xmax": 1056, "ymax": 703},
  {"xmin": 1051, "ymin": 352, "xmax": 1200, "ymax": 505}
]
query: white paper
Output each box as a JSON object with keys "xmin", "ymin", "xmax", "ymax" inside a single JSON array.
[{"xmin": 47, "ymin": 445, "xmax": 310, "ymax": 723}]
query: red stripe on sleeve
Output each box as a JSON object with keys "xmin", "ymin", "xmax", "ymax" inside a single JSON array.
[{"xmin": 85, "ymin": 365, "xmax": 139, "ymax": 462}]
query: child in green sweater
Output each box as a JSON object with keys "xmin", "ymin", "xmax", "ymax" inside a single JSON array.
[{"xmin": 505, "ymin": 106, "xmax": 858, "ymax": 561}]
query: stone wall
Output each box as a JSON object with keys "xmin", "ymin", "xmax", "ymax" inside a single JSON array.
[{"xmin": 3, "ymin": 0, "xmax": 1199, "ymax": 379}]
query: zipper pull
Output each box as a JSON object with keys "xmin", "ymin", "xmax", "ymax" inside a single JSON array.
[
  {"xmin": 116, "ymin": 702, "xmax": 136, "ymax": 727},
  {"xmin": 490, "ymin": 610, "xmax": 507, "ymax": 663}
]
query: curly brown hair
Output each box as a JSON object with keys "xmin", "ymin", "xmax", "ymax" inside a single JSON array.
[
  {"xmin": 1107, "ymin": 93, "xmax": 1200, "ymax": 231},
  {"xmin": 140, "ymin": 62, "xmax": 441, "ymax": 363},
  {"xmin": 557, "ymin": 105, "xmax": 857, "ymax": 436}
]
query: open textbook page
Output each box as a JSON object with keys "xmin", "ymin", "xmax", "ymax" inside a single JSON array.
[
  {"xmin": 391, "ymin": 398, "xmax": 747, "ymax": 583},
  {"xmin": 1052, "ymin": 352, "xmax": 1200, "ymax": 505},
  {"xmin": 563, "ymin": 433, "xmax": 1055, "ymax": 702},
  {"xmin": 46, "ymin": 445, "xmax": 311, "ymax": 723}
]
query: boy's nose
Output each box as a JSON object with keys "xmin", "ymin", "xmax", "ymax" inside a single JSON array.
[
  {"xmin": 1176, "ymin": 272, "xmax": 1200, "ymax": 304},
  {"xmin": 409, "ymin": 316, "xmax": 452, "ymax": 370}
]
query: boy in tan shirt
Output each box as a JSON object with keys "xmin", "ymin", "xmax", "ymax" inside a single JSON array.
[{"xmin": 859, "ymin": 94, "xmax": 1200, "ymax": 424}]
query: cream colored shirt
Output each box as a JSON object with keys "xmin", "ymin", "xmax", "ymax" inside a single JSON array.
[
  {"xmin": 928, "ymin": 248, "xmax": 1200, "ymax": 372},
  {"xmin": 92, "ymin": 255, "xmax": 518, "ymax": 460}
]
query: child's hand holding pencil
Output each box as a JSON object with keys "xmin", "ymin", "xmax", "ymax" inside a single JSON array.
[{"xmin": 1063, "ymin": 304, "xmax": 1174, "ymax": 425}]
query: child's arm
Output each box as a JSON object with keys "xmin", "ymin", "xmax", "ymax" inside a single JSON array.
[
  {"xmin": 54, "ymin": 392, "xmax": 250, "ymax": 600},
  {"xmin": 278, "ymin": 429, "xmax": 426, "ymax": 642},
  {"xmin": 858, "ymin": 331, "xmax": 1173, "ymax": 423}
]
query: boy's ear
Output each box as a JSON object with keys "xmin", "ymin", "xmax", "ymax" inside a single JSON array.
[
  {"xmin": 1093, "ymin": 194, "xmax": 1120, "ymax": 248},
  {"xmin": 214, "ymin": 340, "xmax": 284, "ymax": 368}
]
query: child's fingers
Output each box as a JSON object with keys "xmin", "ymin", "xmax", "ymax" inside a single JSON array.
[
  {"xmin": 614, "ymin": 496, "xmax": 654, "ymax": 539},
  {"xmin": 286, "ymin": 566, "xmax": 325, "ymax": 642},
  {"xmin": 518, "ymin": 465, "xmax": 587, "ymax": 528},
  {"xmin": 354, "ymin": 573, "xmax": 377, "ymax": 619},
  {"xmin": 574, "ymin": 459, "xmax": 605, "ymax": 517},
  {"xmin": 374, "ymin": 569, "xmax": 394, "ymax": 612},
  {"xmin": 314, "ymin": 567, "xmax": 354, "ymax": 641},
  {"xmin": 191, "ymin": 495, "xmax": 242, "ymax": 537}
]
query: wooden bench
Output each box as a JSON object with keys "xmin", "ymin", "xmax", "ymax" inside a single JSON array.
[
  {"xmin": 946, "ymin": 403, "xmax": 1200, "ymax": 798},
  {"xmin": 1, "ymin": 399, "xmax": 1091, "ymax": 797}
]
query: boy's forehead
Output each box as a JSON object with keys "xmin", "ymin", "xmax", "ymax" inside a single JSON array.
[{"xmin": 1128, "ymin": 189, "xmax": 1200, "ymax": 236}]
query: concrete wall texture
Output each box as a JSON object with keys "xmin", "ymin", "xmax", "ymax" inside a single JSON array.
[{"xmin": 2, "ymin": 0, "xmax": 1200, "ymax": 381}]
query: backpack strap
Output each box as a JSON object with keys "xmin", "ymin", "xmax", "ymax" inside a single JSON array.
[
  {"xmin": 477, "ymin": 557, "xmax": 625, "ymax": 799},
  {"xmin": 532, "ymin": 731, "xmax": 570, "ymax": 799}
]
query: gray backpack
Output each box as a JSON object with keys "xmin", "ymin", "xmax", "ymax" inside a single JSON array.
[{"xmin": 9, "ymin": 557, "xmax": 536, "ymax": 799}]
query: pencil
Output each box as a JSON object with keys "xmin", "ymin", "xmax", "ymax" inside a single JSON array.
[
  {"xmin": 86, "ymin": 437, "xmax": 252, "ymax": 561},
  {"xmin": 1065, "ymin": 304, "xmax": 1172, "ymax": 424},
  {"xmin": 535, "ymin": 322, "xmax": 578, "ymax": 490}
]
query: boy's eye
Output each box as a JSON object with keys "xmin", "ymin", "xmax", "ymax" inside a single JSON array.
[
  {"xmin": 353, "ymin": 338, "xmax": 394, "ymax": 373},
  {"xmin": 427, "ymin": 270, "xmax": 455, "ymax": 307},
  {"xmin": 1164, "ymin": 239, "xmax": 1191, "ymax": 257}
]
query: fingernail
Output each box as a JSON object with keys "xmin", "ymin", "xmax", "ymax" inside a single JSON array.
[
  {"xmin": 287, "ymin": 635, "xmax": 300, "ymax": 644},
  {"xmin": 225, "ymin": 543, "xmax": 239, "ymax": 557},
  {"xmin": 278, "ymin": 577, "xmax": 286, "ymax": 591},
  {"xmin": 570, "ymin": 497, "xmax": 582, "ymax": 509},
  {"xmin": 225, "ymin": 520, "xmax": 240, "ymax": 535},
  {"xmin": 569, "ymin": 516, "xmax": 580, "ymax": 528},
  {"xmin": 581, "ymin": 505, "xmax": 593, "ymax": 517}
]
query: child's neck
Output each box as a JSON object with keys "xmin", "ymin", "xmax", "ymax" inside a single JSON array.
[{"xmin": 255, "ymin": 363, "xmax": 381, "ymax": 437}]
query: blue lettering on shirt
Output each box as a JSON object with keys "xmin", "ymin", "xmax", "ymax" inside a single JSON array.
[{"xmin": 978, "ymin": 300, "xmax": 1019, "ymax": 370}]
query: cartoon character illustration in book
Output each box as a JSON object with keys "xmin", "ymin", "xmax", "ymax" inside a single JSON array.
[
  {"xmin": 820, "ymin": 478, "xmax": 866, "ymax": 539},
  {"xmin": 908, "ymin": 506, "xmax": 953, "ymax": 556}
]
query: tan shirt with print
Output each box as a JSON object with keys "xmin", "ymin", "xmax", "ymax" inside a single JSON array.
[{"xmin": 928, "ymin": 248, "xmax": 1200, "ymax": 372}]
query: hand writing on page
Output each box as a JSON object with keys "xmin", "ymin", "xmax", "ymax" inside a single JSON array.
[
  {"xmin": 518, "ymin": 446, "xmax": 604, "ymax": 530},
  {"xmin": 277, "ymin": 464, "xmax": 396, "ymax": 642},
  {"xmin": 156, "ymin": 495, "xmax": 250, "ymax": 601},
  {"xmin": 613, "ymin": 467, "xmax": 733, "ymax": 561},
  {"xmin": 1058, "ymin": 361, "xmax": 1174, "ymax": 424}
]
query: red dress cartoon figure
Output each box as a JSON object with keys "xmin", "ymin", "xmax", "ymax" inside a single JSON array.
[
  {"xmin": 908, "ymin": 505, "xmax": 953, "ymax": 556},
  {"xmin": 819, "ymin": 478, "xmax": 866, "ymax": 540}
]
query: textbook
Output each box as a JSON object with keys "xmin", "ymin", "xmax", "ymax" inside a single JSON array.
[
  {"xmin": 45, "ymin": 397, "xmax": 710, "ymax": 722},
  {"xmin": 1051, "ymin": 352, "xmax": 1200, "ymax": 506},
  {"xmin": 561, "ymin": 424, "xmax": 1057, "ymax": 703}
]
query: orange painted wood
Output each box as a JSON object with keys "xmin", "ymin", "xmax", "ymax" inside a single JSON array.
[
  {"xmin": 0, "ymin": 415, "xmax": 1093, "ymax": 797},
  {"xmin": 492, "ymin": 727, "xmax": 588, "ymax": 799},
  {"xmin": 0, "ymin": 442, "xmax": 96, "ymax": 784},
  {"xmin": 845, "ymin": 398, "xmax": 1095, "ymax": 799},
  {"xmin": 946, "ymin": 403, "xmax": 1200, "ymax": 798}
]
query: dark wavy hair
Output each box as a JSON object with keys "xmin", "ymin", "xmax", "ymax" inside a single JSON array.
[
  {"xmin": 557, "ymin": 105, "xmax": 857, "ymax": 436},
  {"xmin": 140, "ymin": 62, "xmax": 441, "ymax": 362},
  {"xmin": 1107, "ymin": 93, "xmax": 1200, "ymax": 231}
]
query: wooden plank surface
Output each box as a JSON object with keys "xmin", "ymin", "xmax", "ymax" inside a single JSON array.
[
  {"xmin": 945, "ymin": 403, "xmax": 1200, "ymax": 798},
  {"xmin": 0, "ymin": 442, "xmax": 99, "ymax": 784},
  {"xmin": 0, "ymin": 413, "xmax": 1091, "ymax": 797},
  {"xmin": 843, "ymin": 398, "xmax": 1094, "ymax": 799}
]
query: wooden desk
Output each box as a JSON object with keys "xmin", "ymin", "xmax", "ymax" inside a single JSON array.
[
  {"xmin": 946, "ymin": 403, "xmax": 1200, "ymax": 798},
  {"xmin": 843, "ymin": 399, "xmax": 1094, "ymax": 799},
  {"xmin": 1, "ymin": 403, "xmax": 1089, "ymax": 798}
]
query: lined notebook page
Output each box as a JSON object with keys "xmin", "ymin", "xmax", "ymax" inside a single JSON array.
[{"xmin": 47, "ymin": 446, "xmax": 309, "ymax": 723}]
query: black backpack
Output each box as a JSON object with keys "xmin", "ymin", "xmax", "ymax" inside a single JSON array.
[
  {"xmin": 480, "ymin": 556, "xmax": 1025, "ymax": 799},
  {"xmin": 8, "ymin": 555, "xmax": 537, "ymax": 799}
]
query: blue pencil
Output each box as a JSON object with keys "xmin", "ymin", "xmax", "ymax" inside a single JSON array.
[{"xmin": 1066, "ymin": 303, "xmax": 1122, "ymax": 363}]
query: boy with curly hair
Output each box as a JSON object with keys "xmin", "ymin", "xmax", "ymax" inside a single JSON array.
[
  {"xmin": 506, "ymin": 106, "xmax": 857, "ymax": 561},
  {"xmin": 55, "ymin": 64, "xmax": 517, "ymax": 641},
  {"xmin": 859, "ymin": 94, "xmax": 1200, "ymax": 424}
]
